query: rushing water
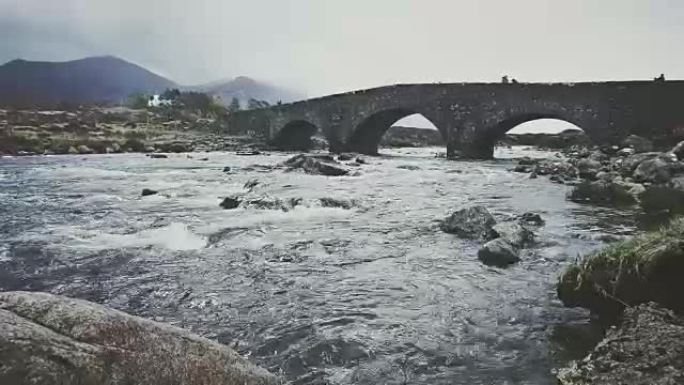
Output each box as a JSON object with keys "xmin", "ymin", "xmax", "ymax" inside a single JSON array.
[{"xmin": 0, "ymin": 147, "xmax": 638, "ymax": 384}]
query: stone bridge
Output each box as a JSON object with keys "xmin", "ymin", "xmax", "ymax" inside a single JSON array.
[{"xmin": 225, "ymin": 81, "xmax": 684, "ymax": 159}]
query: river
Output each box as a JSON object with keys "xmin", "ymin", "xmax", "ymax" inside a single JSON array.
[{"xmin": 0, "ymin": 146, "xmax": 639, "ymax": 384}]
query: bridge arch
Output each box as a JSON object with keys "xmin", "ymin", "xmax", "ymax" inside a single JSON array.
[
  {"xmin": 463, "ymin": 113, "xmax": 591, "ymax": 159},
  {"xmin": 271, "ymin": 120, "xmax": 320, "ymax": 151},
  {"xmin": 346, "ymin": 108, "xmax": 446, "ymax": 155}
]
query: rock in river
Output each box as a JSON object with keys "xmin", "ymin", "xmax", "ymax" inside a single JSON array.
[
  {"xmin": 441, "ymin": 205, "xmax": 497, "ymax": 240},
  {"xmin": 0, "ymin": 291, "xmax": 278, "ymax": 385},
  {"xmin": 283, "ymin": 154, "xmax": 349, "ymax": 176},
  {"xmin": 492, "ymin": 222, "xmax": 534, "ymax": 248},
  {"xmin": 220, "ymin": 196, "xmax": 241, "ymax": 209},
  {"xmin": 477, "ymin": 238, "xmax": 520, "ymax": 267},
  {"xmin": 141, "ymin": 188, "xmax": 158, "ymax": 197}
]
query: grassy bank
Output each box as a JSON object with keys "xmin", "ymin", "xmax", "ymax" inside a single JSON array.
[{"xmin": 558, "ymin": 217, "xmax": 684, "ymax": 321}]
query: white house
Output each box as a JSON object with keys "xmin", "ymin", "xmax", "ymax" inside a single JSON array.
[{"xmin": 147, "ymin": 94, "xmax": 172, "ymax": 108}]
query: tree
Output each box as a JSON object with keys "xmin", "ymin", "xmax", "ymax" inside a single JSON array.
[
  {"xmin": 126, "ymin": 92, "xmax": 150, "ymax": 109},
  {"xmin": 161, "ymin": 88, "xmax": 181, "ymax": 101},
  {"xmin": 227, "ymin": 97, "xmax": 242, "ymax": 113}
]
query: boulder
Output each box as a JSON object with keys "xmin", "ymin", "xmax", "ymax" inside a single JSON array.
[
  {"xmin": 0, "ymin": 291, "xmax": 278, "ymax": 385},
  {"xmin": 557, "ymin": 303, "xmax": 684, "ymax": 385},
  {"xmin": 477, "ymin": 238, "xmax": 520, "ymax": 267},
  {"xmin": 619, "ymin": 152, "xmax": 660, "ymax": 175},
  {"xmin": 519, "ymin": 212, "xmax": 544, "ymax": 226},
  {"xmin": 441, "ymin": 206, "xmax": 497, "ymax": 240},
  {"xmin": 149, "ymin": 153, "xmax": 168, "ymax": 159},
  {"xmin": 568, "ymin": 181, "xmax": 638, "ymax": 206},
  {"xmin": 575, "ymin": 158, "xmax": 602, "ymax": 180},
  {"xmin": 492, "ymin": 222, "xmax": 534, "ymax": 248},
  {"xmin": 283, "ymin": 154, "xmax": 349, "ymax": 176},
  {"xmin": 639, "ymin": 186, "xmax": 684, "ymax": 214},
  {"xmin": 633, "ymin": 156, "xmax": 673, "ymax": 184},
  {"xmin": 621, "ymin": 134, "xmax": 654, "ymax": 153},
  {"xmin": 337, "ymin": 153, "xmax": 355, "ymax": 161},
  {"xmin": 141, "ymin": 188, "xmax": 158, "ymax": 197},
  {"xmin": 219, "ymin": 197, "xmax": 241, "ymax": 209}
]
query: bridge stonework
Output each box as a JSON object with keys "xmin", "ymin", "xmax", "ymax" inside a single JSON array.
[{"xmin": 225, "ymin": 81, "xmax": 684, "ymax": 159}]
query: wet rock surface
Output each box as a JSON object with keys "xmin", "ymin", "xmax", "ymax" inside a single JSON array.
[
  {"xmin": 557, "ymin": 303, "xmax": 684, "ymax": 385},
  {"xmin": 441, "ymin": 205, "xmax": 497, "ymax": 240},
  {"xmin": 0, "ymin": 291, "xmax": 278, "ymax": 385},
  {"xmin": 477, "ymin": 238, "xmax": 520, "ymax": 267},
  {"xmin": 283, "ymin": 154, "xmax": 350, "ymax": 176}
]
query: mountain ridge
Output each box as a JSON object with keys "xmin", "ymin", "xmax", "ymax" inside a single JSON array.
[{"xmin": 0, "ymin": 56, "xmax": 304, "ymax": 107}]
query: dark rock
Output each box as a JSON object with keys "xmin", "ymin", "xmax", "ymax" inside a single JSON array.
[
  {"xmin": 441, "ymin": 206, "xmax": 497, "ymax": 240},
  {"xmin": 141, "ymin": 188, "xmax": 158, "ymax": 197},
  {"xmin": 149, "ymin": 153, "xmax": 168, "ymax": 159},
  {"xmin": 283, "ymin": 154, "xmax": 349, "ymax": 176},
  {"xmin": 477, "ymin": 239, "xmax": 520, "ymax": 267},
  {"xmin": 557, "ymin": 303, "xmax": 684, "ymax": 385},
  {"xmin": 219, "ymin": 196, "xmax": 241, "ymax": 209},
  {"xmin": 639, "ymin": 186, "xmax": 684, "ymax": 214},
  {"xmin": 568, "ymin": 181, "xmax": 638, "ymax": 207},
  {"xmin": 337, "ymin": 153, "xmax": 355, "ymax": 161},
  {"xmin": 621, "ymin": 134, "xmax": 654, "ymax": 153},
  {"xmin": 397, "ymin": 164, "xmax": 420, "ymax": 171},
  {"xmin": 619, "ymin": 152, "xmax": 660, "ymax": 175},
  {"xmin": 222, "ymin": 166, "xmax": 231, "ymax": 173},
  {"xmin": 633, "ymin": 156, "xmax": 674, "ymax": 184},
  {"xmin": 303, "ymin": 157, "xmax": 348, "ymax": 176},
  {"xmin": 0, "ymin": 291, "xmax": 278, "ymax": 385},
  {"xmin": 575, "ymin": 158, "xmax": 602, "ymax": 180},
  {"xmin": 519, "ymin": 212, "xmax": 544, "ymax": 226},
  {"xmin": 355, "ymin": 156, "xmax": 366, "ymax": 164}
]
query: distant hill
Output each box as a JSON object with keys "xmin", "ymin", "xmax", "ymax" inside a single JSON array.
[
  {"xmin": 189, "ymin": 76, "xmax": 305, "ymax": 106},
  {"xmin": 0, "ymin": 56, "xmax": 177, "ymax": 107}
]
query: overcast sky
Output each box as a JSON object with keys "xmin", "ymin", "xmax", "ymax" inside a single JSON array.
[{"xmin": 1, "ymin": 0, "xmax": 682, "ymax": 97}]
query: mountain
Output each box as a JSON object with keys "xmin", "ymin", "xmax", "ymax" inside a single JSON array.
[
  {"xmin": 190, "ymin": 76, "xmax": 305, "ymax": 106},
  {"xmin": 0, "ymin": 56, "xmax": 177, "ymax": 107}
]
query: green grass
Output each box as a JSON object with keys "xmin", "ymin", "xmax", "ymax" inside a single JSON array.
[{"xmin": 558, "ymin": 217, "xmax": 684, "ymax": 321}]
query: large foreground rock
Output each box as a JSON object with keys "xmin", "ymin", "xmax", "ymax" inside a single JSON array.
[
  {"xmin": 441, "ymin": 205, "xmax": 497, "ymax": 240},
  {"xmin": 0, "ymin": 291, "xmax": 278, "ymax": 385},
  {"xmin": 557, "ymin": 303, "xmax": 684, "ymax": 385}
]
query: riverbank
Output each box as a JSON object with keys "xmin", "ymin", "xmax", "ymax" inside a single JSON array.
[
  {"xmin": 0, "ymin": 107, "xmax": 266, "ymax": 156},
  {"xmin": 555, "ymin": 217, "xmax": 684, "ymax": 384}
]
